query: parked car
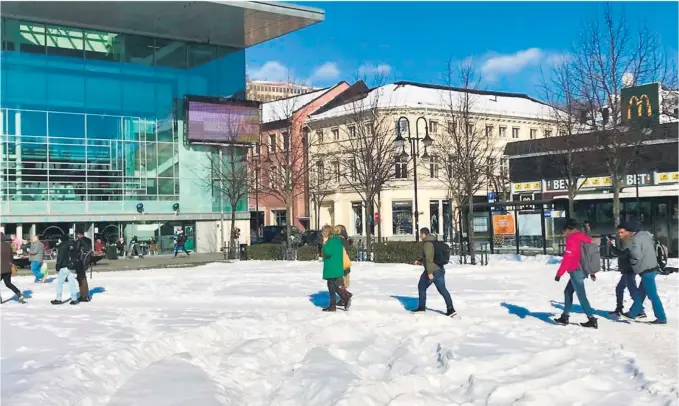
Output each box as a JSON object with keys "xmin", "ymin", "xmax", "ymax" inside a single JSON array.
[
  {"xmin": 301, "ymin": 230, "xmax": 322, "ymax": 247},
  {"xmin": 262, "ymin": 226, "xmax": 302, "ymax": 245}
]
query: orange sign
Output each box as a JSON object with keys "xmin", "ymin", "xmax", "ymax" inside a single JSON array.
[{"xmin": 493, "ymin": 215, "xmax": 515, "ymax": 236}]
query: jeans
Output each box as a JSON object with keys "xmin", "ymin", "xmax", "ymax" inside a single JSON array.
[
  {"xmin": 563, "ymin": 270, "xmax": 594, "ymax": 318},
  {"xmin": 615, "ymin": 273, "xmax": 643, "ymax": 311},
  {"xmin": 30, "ymin": 261, "xmax": 43, "ymax": 281},
  {"xmin": 1, "ymin": 273, "xmax": 22, "ymax": 297},
  {"xmin": 417, "ymin": 269, "xmax": 454, "ymax": 310},
  {"xmin": 56, "ymin": 267, "xmax": 78, "ymax": 302},
  {"xmin": 326, "ymin": 277, "xmax": 348, "ymax": 306},
  {"xmin": 628, "ymin": 271, "xmax": 666, "ymax": 322},
  {"xmin": 174, "ymin": 244, "xmax": 189, "ymax": 256}
]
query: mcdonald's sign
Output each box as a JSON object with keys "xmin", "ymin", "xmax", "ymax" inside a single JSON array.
[{"xmin": 621, "ymin": 83, "xmax": 660, "ymax": 125}]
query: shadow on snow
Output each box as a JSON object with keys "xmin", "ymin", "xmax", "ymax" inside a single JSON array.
[{"xmin": 501, "ymin": 302, "xmax": 555, "ymax": 324}]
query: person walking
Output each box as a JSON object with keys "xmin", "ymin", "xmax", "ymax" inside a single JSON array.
[
  {"xmin": 608, "ymin": 224, "xmax": 645, "ymax": 318},
  {"xmin": 174, "ymin": 230, "xmax": 190, "ymax": 257},
  {"xmin": 320, "ymin": 225, "xmax": 350, "ymax": 312},
  {"xmin": 412, "ymin": 227, "xmax": 455, "ymax": 317},
  {"xmin": 1, "ymin": 233, "xmax": 25, "ymax": 303},
  {"xmin": 51, "ymin": 235, "xmax": 79, "ymax": 305},
  {"xmin": 28, "ymin": 234, "xmax": 47, "ymax": 283},
  {"xmin": 622, "ymin": 221, "xmax": 667, "ymax": 324},
  {"xmin": 335, "ymin": 224, "xmax": 353, "ymax": 308},
  {"xmin": 553, "ymin": 219, "xmax": 598, "ymax": 328},
  {"xmin": 75, "ymin": 230, "xmax": 92, "ymax": 302}
]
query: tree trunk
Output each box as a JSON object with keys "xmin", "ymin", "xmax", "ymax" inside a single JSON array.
[
  {"xmin": 567, "ymin": 186, "xmax": 576, "ymax": 216},
  {"xmin": 286, "ymin": 200, "xmax": 293, "ymax": 249},
  {"xmin": 612, "ymin": 174, "xmax": 621, "ymax": 226},
  {"xmin": 468, "ymin": 186, "xmax": 476, "ymax": 265},
  {"xmin": 364, "ymin": 202, "xmax": 373, "ymax": 261},
  {"xmin": 229, "ymin": 208, "xmax": 237, "ymax": 260},
  {"xmin": 376, "ymin": 193, "xmax": 382, "ymax": 243}
]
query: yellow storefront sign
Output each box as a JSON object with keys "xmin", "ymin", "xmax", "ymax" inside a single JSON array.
[{"xmin": 512, "ymin": 181, "xmax": 541, "ymax": 192}]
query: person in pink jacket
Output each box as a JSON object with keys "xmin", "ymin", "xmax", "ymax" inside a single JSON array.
[{"xmin": 553, "ymin": 219, "xmax": 598, "ymax": 329}]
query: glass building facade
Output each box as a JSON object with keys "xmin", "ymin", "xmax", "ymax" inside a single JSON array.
[{"xmin": 0, "ymin": 18, "xmax": 251, "ymax": 249}]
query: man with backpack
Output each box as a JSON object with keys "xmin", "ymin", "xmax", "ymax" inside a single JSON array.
[
  {"xmin": 608, "ymin": 224, "xmax": 645, "ymax": 318},
  {"xmin": 621, "ymin": 221, "xmax": 667, "ymax": 325},
  {"xmin": 51, "ymin": 235, "xmax": 79, "ymax": 305},
  {"xmin": 174, "ymin": 230, "xmax": 190, "ymax": 258},
  {"xmin": 553, "ymin": 219, "xmax": 598, "ymax": 329},
  {"xmin": 75, "ymin": 230, "xmax": 92, "ymax": 302},
  {"xmin": 412, "ymin": 227, "xmax": 455, "ymax": 317}
]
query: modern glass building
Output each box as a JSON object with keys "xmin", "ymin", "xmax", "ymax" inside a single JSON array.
[{"xmin": 0, "ymin": 1, "xmax": 324, "ymax": 252}]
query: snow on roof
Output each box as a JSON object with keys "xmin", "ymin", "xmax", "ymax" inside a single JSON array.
[
  {"xmin": 261, "ymin": 86, "xmax": 333, "ymax": 123},
  {"xmin": 308, "ymin": 82, "xmax": 556, "ymax": 122}
]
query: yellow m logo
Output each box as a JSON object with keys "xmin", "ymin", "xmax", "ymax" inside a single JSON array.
[{"xmin": 627, "ymin": 94, "xmax": 653, "ymax": 120}]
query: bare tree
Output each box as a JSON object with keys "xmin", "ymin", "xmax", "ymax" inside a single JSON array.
[
  {"xmin": 307, "ymin": 156, "xmax": 336, "ymax": 229},
  {"xmin": 540, "ymin": 59, "xmax": 595, "ymax": 214},
  {"xmin": 567, "ymin": 4, "xmax": 673, "ymax": 221},
  {"xmin": 320, "ymin": 74, "xmax": 398, "ymax": 257},
  {"xmin": 435, "ymin": 60, "xmax": 499, "ymax": 264},
  {"xmin": 259, "ymin": 90, "xmax": 313, "ymax": 247}
]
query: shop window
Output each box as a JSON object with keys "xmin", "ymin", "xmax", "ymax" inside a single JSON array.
[{"xmin": 392, "ymin": 201, "xmax": 413, "ymax": 235}]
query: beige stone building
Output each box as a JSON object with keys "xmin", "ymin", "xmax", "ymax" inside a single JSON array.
[
  {"xmin": 247, "ymin": 80, "xmax": 320, "ymax": 102},
  {"xmin": 305, "ymin": 81, "xmax": 559, "ymax": 241}
]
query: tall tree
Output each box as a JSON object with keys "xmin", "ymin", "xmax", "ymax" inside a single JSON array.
[
  {"xmin": 435, "ymin": 60, "xmax": 499, "ymax": 264},
  {"xmin": 566, "ymin": 4, "xmax": 673, "ymax": 221}
]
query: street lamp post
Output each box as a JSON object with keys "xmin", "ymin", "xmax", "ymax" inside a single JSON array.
[{"xmin": 394, "ymin": 116, "xmax": 434, "ymax": 242}]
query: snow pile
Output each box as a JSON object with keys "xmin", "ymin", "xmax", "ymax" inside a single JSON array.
[{"xmin": 1, "ymin": 259, "xmax": 677, "ymax": 405}]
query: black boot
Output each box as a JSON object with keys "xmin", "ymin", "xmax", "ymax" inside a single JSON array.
[
  {"xmin": 609, "ymin": 307, "xmax": 623, "ymax": 317},
  {"xmin": 446, "ymin": 308, "xmax": 457, "ymax": 317},
  {"xmin": 322, "ymin": 304, "xmax": 336, "ymax": 312},
  {"xmin": 339, "ymin": 288, "xmax": 352, "ymax": 310},
  {"xmin": 580, "ymin": 317, "xmax": 598, "ymax": 329},
  {"xmin": 553, "ymin": 314, "xmax": 569, "ymax": 325}
]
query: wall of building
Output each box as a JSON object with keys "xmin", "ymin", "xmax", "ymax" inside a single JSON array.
[{"xmin": 0, "ymin": 18, "xmax": 248, "ymax": 223}]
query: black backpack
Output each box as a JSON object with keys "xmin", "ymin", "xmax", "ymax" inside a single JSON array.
[
  {"xmin": 432, "ymin": 241, "xmax": 451, "ymax": 267},
  {"xmin": 65, "ymin": 241, "xmax": 82, "ymax": 270},
  {"xmin": 655, "ymin": 238, "xmax": 668, "ymax": 270}
]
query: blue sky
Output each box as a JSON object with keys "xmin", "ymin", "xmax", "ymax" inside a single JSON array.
[{"xmin": 246, "ymin": 1, "xmax": 678, "ymax": 97}]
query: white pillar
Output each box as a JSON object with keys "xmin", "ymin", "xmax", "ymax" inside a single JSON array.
[
  {"xmin": 29, "ymin": 224, "xmax": 37, "ymax": 238},
  {"xmin": 16, "ymin": 224, "xmax": 24, "ymax": 240}
]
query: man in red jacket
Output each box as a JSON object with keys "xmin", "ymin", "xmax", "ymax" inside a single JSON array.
[{"xmin": 554, "ymin": 219, "xmax": 598, "ymax": 329}]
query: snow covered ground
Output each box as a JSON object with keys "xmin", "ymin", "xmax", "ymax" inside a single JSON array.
[{"xmin": 1, "ymin": 256, "xmax": 678, "ymax": 406}]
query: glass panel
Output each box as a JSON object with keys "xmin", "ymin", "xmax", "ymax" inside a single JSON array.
[
  {"xmin": 392, "ymin": 201, "xmax": 413, "ymax": 235},
  {"xmin": 87, "ymin": 114, "xmax": 122, "ymax": 140},
  {"xmin": 83, "ymin": 29, "xmax": 119, "ymax": 62},
  {"xmin": 4, "ymin": 19, "xmax": 46, "ymax": 54},
  {"xmin": 429, "ymin": 201, "xmax": 440, "ymax": 234},
  {"xmin": 352, "ymin": 202, "xmax": 363, "ymax": 235},
  {"xmin": 46, "ymin": 24, "xmax": 83, "ymax": 58}
]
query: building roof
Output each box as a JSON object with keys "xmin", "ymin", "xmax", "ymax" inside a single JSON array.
[
  {"xmin": 261, "ymin": 82, "xmax": 347, "ymax": 124},
  {"xmin": 308, "ymin": 81, "xmax": 554, "ymax": 122},
  {"xmin": 0, "ymin": 1, "xmax": 324, "ymax": 49}
]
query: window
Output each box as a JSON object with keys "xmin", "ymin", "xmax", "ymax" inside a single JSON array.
[
  {"xmin": 512, "ymin": 127, "xmax": 519, "ymax": 139},
  {"xmin": 530, "ymin": 129, "xmax": 537, "ymax": 139},
  {"xmin": 316, "ymin": 130, "xmax": 324, "ymax": 143},
  {"xmin": 429, "ymin": 120, "xmax": 439, "ymax": 134},
  {"xmin": 274, "ymin": 210, "xmax": 287, "ymax": 226},
  {"xmin": 365, "ymin": 122, "xmax": 374, "ymax": 136},
  {"xmin": 487, "ymin": 157, "xmax": 497, "ymax": 173},
  {"xmin": 485, "ymin": 125, "xmax": 493, "ymax": 137},
  {"xmin": 332, "ymin": 128, "xmax": 339, "ymax": 140},
  {"xmin": 429, "ymin": 156, "xmax": 438, "ymax": 178},
  {"xmin": 316, "ymin": 161, "xmax": 324, "ymax": 183},
  {"xmin": 500, "ymin": 158, "xmax": 508, "ymax": 177},
  {"xmin": 559, "ymin": 130, "xmax": 567, "ymax": 137},
  {"xmin": 544, "ymin": 129, "xmax": 553, "ymax": 137},
  {"xmin": 349, "ymin": 158, "xmax": 358, "ymax": 182},
  {"xmin": 333, "ymin": 161, "xmax": 340, "ymax": 183},
  {"xmin": 447, "ymin": 120, "xmax": 456, "ymax": 134},
  {"xmin": 499, "ymin": 126, "xmax": 507, "ymax": 137},
  {"xmin": 395, "ymin": 157, "xmax": 408, "ymax": 179},
  {"xmin": 466, "ymin": 123, "xmax": 474, "ymax": 135},
  {"xmin": 348, "ymin": 126, "xmax": 356, "ymax": 138},
  {"xmin": 269, "ymin": 134, "xmax": 276, "ymax": 152},
  {"xmin": 392, "ymin": 201, "xmax": 414, "ymax": 235},
  {"xmin": 283, "ymin": 132, "xmax": 290, "ymax": 151}
]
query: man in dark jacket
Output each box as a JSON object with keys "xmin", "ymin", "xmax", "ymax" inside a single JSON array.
[
  {"xmin": 52, "ymin": 235, "xmax": 79, "ymax": 305},
  {"xmin": 622, "ymin": 221, "xmax": 667, "ymax": 324},
  {"xmin": 1, "ymin": 232, "xmax": 25, "ymax": 303},
  {"xmin": 608, "ymin": 224, "xmax": 645, "ymax": 317},
  {"xmin": 412, "ymin": 228, "xmax": 455, "ymax": 317},
  {"xmin": 75, "ymin": 230, "xmax": 92, "ymax": 302}
]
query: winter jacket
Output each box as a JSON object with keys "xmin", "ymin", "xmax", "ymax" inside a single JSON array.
[
  {"xmin": 421, "ymin": 234, "xmax": 440, "ymax": 274},
  {"xmin": 556, "ymin": 231, "xmax": 592, "ymax": 278},
  {"xmin": 629, "ymin": 230, "xmax": 659, "ymax": 275},
  {"xmin": 0, "ymin": 233, "xmax": 12, "ymax": 275},
  {"xmin": 609, "ymin": 239, "xmax": 633, "ymax": 274},
  {"xmin": 340, "ymin": 237, "xmax": 351, "ymax": 274},
  {"xmin": 28, "ymin": 240, "xmax": 45, "ymax": 262},
  {"xmin": 55, "ymin": 239, "xmax": 74, "ymax": 271},
  {"xmin": 322, "ymin": 236, "xmax": 345, "ymax": 280}
]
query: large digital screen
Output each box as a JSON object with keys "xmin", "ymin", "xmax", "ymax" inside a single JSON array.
[{"xmin": 185, "ymin": 96, "xmax": 261, "ymax": 144}]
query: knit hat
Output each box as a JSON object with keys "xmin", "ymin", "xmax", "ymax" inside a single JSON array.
[{"xmin": 620, "ymin": 220, "xmax": 641, "ymax": 233}]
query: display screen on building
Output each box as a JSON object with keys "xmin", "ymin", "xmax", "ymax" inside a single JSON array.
[{"xmin": 185, "ymin": 96, "xmax": 261, "ymax": 144}]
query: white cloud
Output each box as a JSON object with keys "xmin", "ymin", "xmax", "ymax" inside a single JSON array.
[
  {"xmin": 480, "ymin": 48, "xmax": 544, "ymax": 82},
  {"xmin": 308, "ymin": 62, "xmax": 341, "ymax": 84},
  {"xmin": 248, "ymin": 61, "xmax": 291, "ymax": 82},
  {"xmin": 358, "ymin": 63, "xmax": 392, "ymax": 77}
]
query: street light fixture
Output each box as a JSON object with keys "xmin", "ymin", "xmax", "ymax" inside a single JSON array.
[{"xmin": 393, "ymin": 115, "xmax": 433, "ymax": 241}]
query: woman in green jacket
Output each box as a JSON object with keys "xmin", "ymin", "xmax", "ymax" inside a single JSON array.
[{"xmin": 321, "ymin": 226, "xmax": 351, "ymax": 312}]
